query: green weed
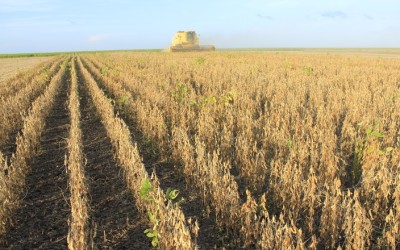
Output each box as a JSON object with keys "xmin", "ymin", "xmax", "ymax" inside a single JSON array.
[{"xmin": 303, "ymin": 66, "xmax": 314, "ymax": 75}]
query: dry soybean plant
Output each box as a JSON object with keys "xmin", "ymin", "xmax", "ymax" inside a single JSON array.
[
  {"xmin": 0, "ymin": 57, "xmax": 59, "ymax": 98},
  {"xmin": 77, "ymin": 57, "xmax": 197, "ymax": 249},
  {"xmin": 83, "ymin": 51, "xmax": 400, "ymax": 249},
  {"xmin": 66, "ymin": 57, "xmax": 90, "ymax": 249},
  {"xmin": 0, "ymin": 58, "xmax": 68, "ymax": 242},
  {"xmin": 0, "ymin": 58, "xmax": 63, "ymax": 147}
]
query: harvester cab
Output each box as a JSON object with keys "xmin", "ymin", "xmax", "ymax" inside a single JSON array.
[{"xmin": 168, "ymin": 31, "xmax": 215, "ymax": 52}]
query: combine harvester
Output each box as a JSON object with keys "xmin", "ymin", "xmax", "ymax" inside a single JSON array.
[{"xmin": 167, "ymin": 31, "xmax": 215, "ymax": 52}]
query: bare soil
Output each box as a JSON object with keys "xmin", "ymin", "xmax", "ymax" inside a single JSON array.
[{"xmin": 77, "ymin": 64, "xmax": 149, "ymax": 249}]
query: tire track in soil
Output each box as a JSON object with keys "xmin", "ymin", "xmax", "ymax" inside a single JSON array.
[
  {"xmin": 81, "ymin": 58, "xmax": 223, "ymax": 249},
  {"xmin": 3, "ymin": 68, "xmax": 70, "ymax": 249},
  {"xmin": 77, "ymin": 64, "xmax": 149, "ymax": 249}
]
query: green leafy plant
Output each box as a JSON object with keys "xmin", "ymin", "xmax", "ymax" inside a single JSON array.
[
  {"xmin": 173, "ymin": 83, "xmax": 189, "ymax": 104},
  {"xmin": 195, "ymin": 57, "xmax": 206, "ymax": 65},
  {"xmin": 284, "ymin": 61, "xmax": 294, "ymax": 70},
  {"xmin": 140, "ymin": 179, "xmax": 184, "ymax": 247},
  {"xmin": 220, "ymin": 91, "xmax": 237, "ymax": 106},
  {"xmin": 199, "ymin": 96, "xmax": 217, "ymax": 107},
  {"xmin": 145, "ymin": 211, "xmax": 160, "ymax": 247},
  {"xmin": 158, "ymin": 83, "xmax": 166, "ymax": 90},
  {"xmin": 118, "ymin": 94, "xmax": 128, "ymax": 112},
  {"xmin": 144, "ymin": 228, "xmax": 159, "ymax": 247},
  {"xmin": 166, "ymin": 187, "xmax": 185, "ymax": 207},
  {"xmin": 353, "ymin": 124, "xmax": 386, "ymax": 185},
  {"xmin": 140, "ymin": 178, "xmax": 153, "ymax": 200},
  {"xmin": 303, "ymin": 66, "xmax": 314, "ymax": 75},
  {"xmin": 140, "ymin": 179, "xmax": 160, "ymax": 247},
  {"xmin": 40, "ymin": 66, "xmax": 51, "ymax": 73},
  {"xmin": 166, "ymin": 187, "xmax": 179, "ymax": 200},
  {"xmin": 120, "ymin": 94, "xmax": 127, "ymax": 104},
  {"xmin": 191, "ymin": 91, "xmax": 236, "ymax": 108},
  {"xmin": 287, "ymin": 139, "xmax": 294, "ymax": 150},
  {"xmin": 365, "ymin": 127, "xmax": 384, "ymax": 139}
]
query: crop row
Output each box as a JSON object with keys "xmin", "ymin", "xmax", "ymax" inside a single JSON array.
[
  {"xmin": 77, "ymin": 57, "xmax": 196, "ymax": 249},
  {"xmin": 66, "ymin": 57, "xmax": 90, "ymax": 249},
  {"xmin": 0, "ymin": 57, "xmax": 59, "ymax": 98},
  {"xmin": 0, "ymin": 58, "xmax": 68, "ymax": 242},
  {"xmin": 82, "ymin": 52, "xmax": 400, "ymax": 249},
  {"xmin": 81, "ymin": 55, "xmax": 267, "ymax": 247},
  {"xmin": 0, "ymin": 58, "xmax": 63, "ymax": 147},
  {"xmin": 1, "ymin": 56, "xmax": 197, "ymax": 248},
  {"xmin": 1, "ymin": 51, "xmax": 399, "ymax": 248}
]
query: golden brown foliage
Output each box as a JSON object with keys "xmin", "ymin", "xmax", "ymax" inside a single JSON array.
[
  {"xmin": 77, "ymin": 57, "xmax": 196, "ymax": 249},
  {"xmin": 66, "ymin": 57, "xmax": 90, "ymax": 249},
  {"xmin": 82, "ymin": 51, "xmax": 400, "ymax": 249},
  {"xmin": 0, "ymin": 57, "xmax": 55, "ymax": 87},
  {"xmin": 0, "ymin": 58, "xmax": 63, "ymax": 147},
  {"xmin": 0, "ymin": 59, "xmax": 67, "ymax": 242}
]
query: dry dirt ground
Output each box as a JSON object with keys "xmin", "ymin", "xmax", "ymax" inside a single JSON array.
[{"xmin": 0, "ymin": 57, "xmax": 54, "ymax": 85}]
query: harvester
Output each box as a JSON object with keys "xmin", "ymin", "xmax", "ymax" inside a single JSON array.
[{"xmin": 167, "ymin": 31, "xmax": 215, "ymax": 52}]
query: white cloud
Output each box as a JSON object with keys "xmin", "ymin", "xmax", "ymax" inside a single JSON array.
[
  {"xmin": 257, "ymin": 14, "xmax": 274, "ymax": 20},
  {"xmin": 0, "ymin": 0, "xmax": 54, "ymax": 13},
  {"xmin": 321, "ymin": 10, "xmax": 347, "ymax": 19},
  {"xmin": 87, "ymin": 34, "xmax": 108, "ymax": 42}
]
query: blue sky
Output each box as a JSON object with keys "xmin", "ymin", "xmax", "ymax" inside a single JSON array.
[{"xmin": 1, "ymin": 0, "xmax": 399, "ymax": 53}]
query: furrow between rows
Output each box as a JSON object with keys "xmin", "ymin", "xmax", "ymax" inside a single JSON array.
[{"xmin": 74, "ymin": 56, "xmax": 149, "ymax": 248}]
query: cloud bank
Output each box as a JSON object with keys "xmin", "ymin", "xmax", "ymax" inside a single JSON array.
[
  {"xmin": 321, "ymin": 11, "xmax": 347, "ymax": 19},
  {"xmin": 87, "ymin": 34, "xmax": 108, "ymax": 42}
]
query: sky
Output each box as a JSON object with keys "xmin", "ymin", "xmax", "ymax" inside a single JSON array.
[{"xmin": 0, "ymin": 0, "xmax": 399, "ymax": 53}]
